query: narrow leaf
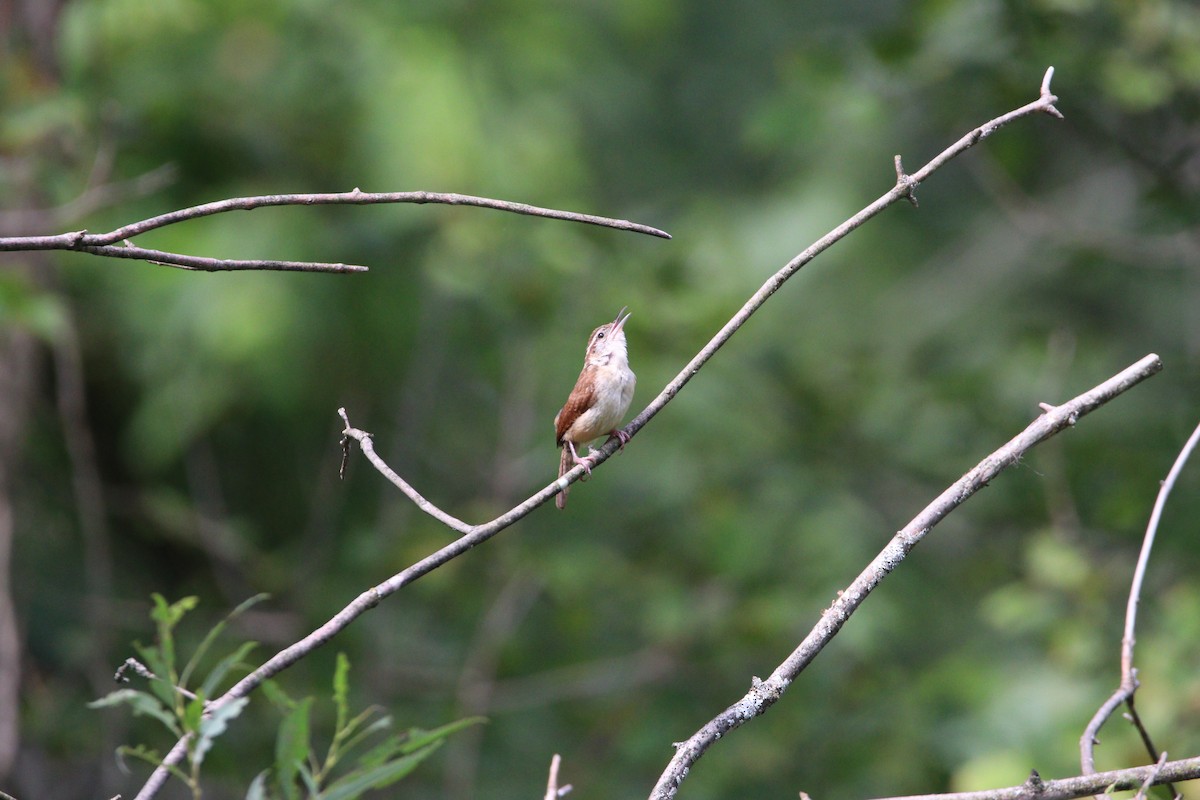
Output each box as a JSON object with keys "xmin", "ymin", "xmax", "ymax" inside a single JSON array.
[
  {"xmin": 322, "ymin": 743, "xmax": 443, "ymax": 800},
  {"xmin": 199, "ymin": 640, "xmax": 259, "ymax": 699},
  {"xmin": 194, "ymin": 696, "xmax": 248, "ymax": 768},
  {"xmin": 399, "ymin": 717, "xmax": 487, "ymax": 754},
  {"xmin": 261, "ymin": 678, "xmax": 296, "ymax": 712},
  {"xmin": 332, "ymin": 652, "xmax": 351, "ymax": 732},
  {"xmin": 275, "ymin": 696, "xmax": 313, "ymax": 800},
  {"xmin": 338, "ymin": 713, "xmax": 393, "ymax": 761},
  {"xmin": 183, "ymin": 692, "xmax": 205, "ymax": 733},
  {"xmin": 133, "ymin": 641, "xmax": 176, "ymax": 709},
  {"xmin": 181, "ymin": 593, "xmax": 268, "ymax": 689},
  {"xmin": 89, "ymin": 689, "xmax": 181, "ymax": 736},
  {"xmin": 118, "ymin": 744, "xmax": 191, "ymax": 785}
]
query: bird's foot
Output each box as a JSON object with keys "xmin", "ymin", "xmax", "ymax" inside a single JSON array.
[
  {"xmin": 576, "ymin": 452, "xmax": 600, "ymax": 478},
  {"xmin": 606, "ymin": 428, "xmax": 632, "ymax": 453},
  {"xmin": 568, "ymin": 442, "xmax": 595, "ymax": 479}
]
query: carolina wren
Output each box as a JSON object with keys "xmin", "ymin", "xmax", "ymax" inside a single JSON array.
[{"xmin": 554, "ymin": 307, "xmax": 636, "ymax": 509}]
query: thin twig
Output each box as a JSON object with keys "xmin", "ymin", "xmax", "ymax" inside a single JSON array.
[
  {"xmin": 113, "ymin": 658, "xmax": 199, "ymax": 702},
  {"xmin": 1079, "ymin": 420, "xmax": 1200, "ymax": 793},
  {"xmin": 338, "ymin": 409, "xmax": 473, "ymax": 534},
  {"xmin": 872, "ymin": 754, "xmax": 1200, "ymax": 800},
  {"xmin": 0, "ymin": 189, "xmax": 671, "ymax": 273},
  {"xmin": 544, "ymin": 753, "xmax": 572, "ymax": 800},
  {"xmin": 649, "ymin": 354, "xmax": 1163, "ymax": 800}
]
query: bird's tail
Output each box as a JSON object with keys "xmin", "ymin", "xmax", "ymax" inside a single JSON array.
[{"xmin": 556, "ymin": 444, "xmax": 571, "ymax": 509}]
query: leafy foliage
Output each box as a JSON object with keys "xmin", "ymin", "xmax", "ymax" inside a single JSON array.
[
  {"xmin": 255, "ymin": 653, "xmax": 483, "ymax": 800},
  {"xmin": 89, "ymin": 595, "xmax": 261, "ymax": 796},
  {"xmin": 89, "ymin": 597, "xmax": 475, "ymax": 798}
]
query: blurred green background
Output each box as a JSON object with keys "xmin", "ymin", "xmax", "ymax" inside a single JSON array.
[{"xmin": 2, "ymin": 0, "xmax": 1199, "ymax": 798}]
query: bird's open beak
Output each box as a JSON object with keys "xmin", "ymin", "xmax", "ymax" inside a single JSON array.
[{"xmin": 612, "ymin": 306, "xmax": 631, "ymax": 333}]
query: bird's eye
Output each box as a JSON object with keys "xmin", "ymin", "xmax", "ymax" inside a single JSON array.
[{"xmin": 596, "ymin": 331, "xmax": 605, "ymax": 339}]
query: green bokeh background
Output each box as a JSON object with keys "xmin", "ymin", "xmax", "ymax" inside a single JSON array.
[{"xmin": 2, "ymin": 0, "xmax": 1199, "ymax": 798}]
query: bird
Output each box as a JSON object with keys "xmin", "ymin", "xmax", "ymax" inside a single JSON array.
[{"xmin": 554, "ymin": 307, "xmax": 636, "ymax": 509}]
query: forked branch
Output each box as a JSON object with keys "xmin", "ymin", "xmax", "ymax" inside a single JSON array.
[
  {"xmin": 0, "ymin": 189, "xmax": 671, "ymax": 273},
  {"xmin": 1078, "ymin": 420, "xmax": 1200, "ymax": 795}
]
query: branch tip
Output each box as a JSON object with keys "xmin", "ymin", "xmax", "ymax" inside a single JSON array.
[
  {"xmin": 1040, "ymin": 66, "xmax": 1055, "ymax": 96},
  {"xmin": 545, "ymin": 753, "xmax": 571, "ymax": 800},
  {"xmin": 1038, "ymin": 67, "xmax": 1063, "ymax": 118}
]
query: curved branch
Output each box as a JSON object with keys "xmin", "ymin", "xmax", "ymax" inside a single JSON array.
[
  {"xmin": 649, "ymin": 354, "xmax": 1163, "ymax": 800},
  {"xmin": 0, "ymin": 189, "xmax": 671, "ymax": 273},
  {"xmin": 1079, "ymin": 420, "xmax": 1200, "ymax": 786}
]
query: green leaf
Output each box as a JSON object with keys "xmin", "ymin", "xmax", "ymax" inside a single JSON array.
[
  {"xmin": 183, "ymin": 692, "xmax": 206, "ymax": 733},
  {"xmin": 321, "ymin": 744, "xmax": 443, "ymax": 800},
  {"xmin": 117, "ymin": 744, "xmax": 191, "ymax": 786},
  {"xmin": 150, "ymin": 593, "xmax": 199, "ymax": 630},
  {"xmin": 353, "ymin": 733, "xmax": 404, "ymax": 771},
  {"xmin": 89, "ymin": 689, "xmax": 181, "ymax": 737},
  {"xmin": 181, "ymin": 593, "xmax": 269, "ymax": 690},
  {"xmin": 337, "ymin": 711, "xmax": 391, "ymax": 760},
  {"xmin": 297, "ymin": 762, "xmax": 321, "ymax": 796},
  {"xmin": 332, "ymin": 652, "xmax": 350, "ymax": 733},
  {"xmin": 261, "ymin": 678, "xmax": 296, "ymax": 712},
  {"xmin": 199, "ymin": 640, "xmax": 259, "ymax": 699},
  {"xmin": 194, "ymin": 696, "xmax": 249, "ymax": 768},
  {"xmin": 132, "ymin": 642, "xmax": 177, "ymax": 710},
  {"xmin": 148, "ymin": 595, "xmax": 198, "ymax": 691},
  {"xmin": 398, "ymin": 717, "xmax": 487, "ymax": 754},
  {"xmin": 275, "ymin": 696, "xmax": 313, "ymax": 800}
]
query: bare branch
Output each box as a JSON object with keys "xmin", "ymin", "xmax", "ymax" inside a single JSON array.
[
  {"xmin": 113, "ymin": 658, "xmax": 199, "ymax": 702},
  {"xmin": 544, "ymin": 753, "xmax": 572, "ymax": 800},
  {"xmin": 1124, "ymin": 422, "xmax": 1200, "ymax": 682},
  {"xmin": 649, "ymin": 354, "xmax": 1163, "ymax": 800},
  {"xmin": 1079, "ymin": 420, "xmax": 1200, "ymax": 787},
  {"xmin": 0, "ymin": 189, "xmax": 671, "ymax": 273},
  {"xmin": 875, "ymin": 755, "xmax": 1200, "ymax": 800},
  {"xmin": 338, "ymin": 409, "xmax": 473, "ymax": 534},
  {"xmin": 77, "ymin": 243, "xmax": 372, "ymax": 273}
]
